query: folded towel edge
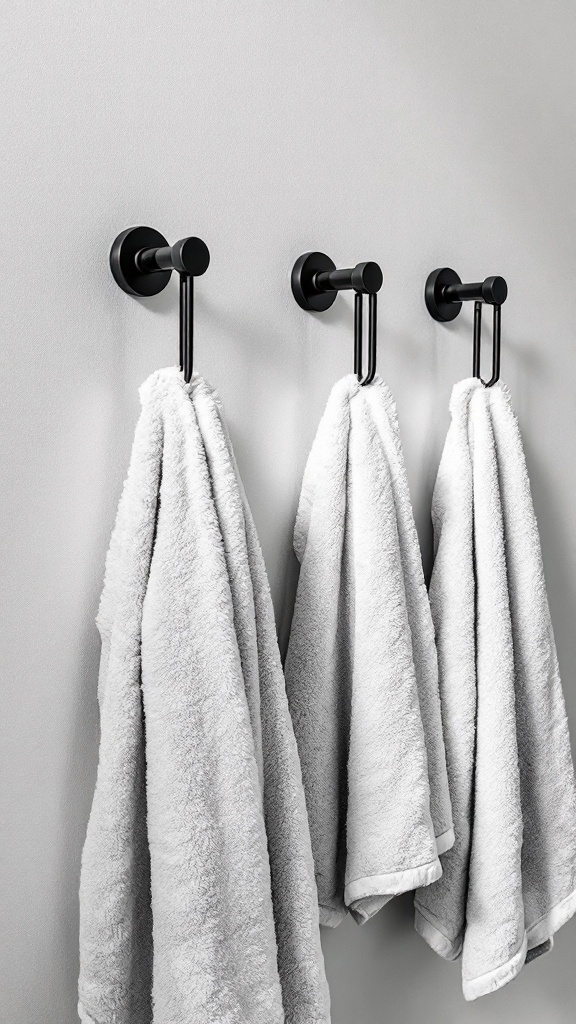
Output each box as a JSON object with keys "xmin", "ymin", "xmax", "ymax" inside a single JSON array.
[
  {"xmin": 436, "ymin": 827, "xmax": 455, "ymax": 856},
  {"xmin": 526, "ymin": 885, "xmax": 576, "ymax": 949},
  {"xmin": 416, "ymin": 886, "xmax": 576, "ymax": 1000},
  {"xmin": 463, "ymin": 935, "xmax": 529, "ymax": 1001},
  {"xmin": 349, "ymin": 893, "xmax": 395, "ymax": 925},
  {"xmin": 319, "ymin": 905, "xmax": 347, "ymax": 928},
  {"xmin": 346, "ymin": 856, "xmax": 443, "ymax": 923},
  {"xmin": 414, "ymin": 906, "xmax": 462, "ymax": 961},
  {"xmin": 463, "ymin": 886, "xmax": 576, "ymax": 1000}
]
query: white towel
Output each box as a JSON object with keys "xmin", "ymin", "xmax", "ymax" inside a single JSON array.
[
  {"xmin": 415, "ymin": 378, "xmax": 576, "ymax": 1000},
  {"xmin": 285, "ymin": 375, "xmax": 454, "ymax": 928},
  {"xmin": 79, "ymin": 368, "xmax": 330, "ymax": 1024}
]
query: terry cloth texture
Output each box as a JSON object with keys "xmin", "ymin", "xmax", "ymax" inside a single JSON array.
[
  {"xmin": 285, "ymin": 374, "xmax": 454, "ymax": 928},
  {"xmin": 415, "ymin": 378, "xmax": 576, "ymax": 1000},
  {"xmin": 78, "ymin": 367, "xmax": 330, "ymax": 1024}
]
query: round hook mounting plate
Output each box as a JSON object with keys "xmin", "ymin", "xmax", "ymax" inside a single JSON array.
[
  {"xmin": 425, "ymin": 267, "xmax": 462, "ymax": 322},
  {"xmin": 291, "ymin": 251, "xmax": 337, "ymax": 312},
  {"xmin": 110, "ymin": 226, "xmax": 171, "ymax": 296}
]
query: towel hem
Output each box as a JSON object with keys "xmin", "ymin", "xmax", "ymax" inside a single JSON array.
[
  {"xmin": 349, "ymin": 892, "xmax": 395, "ymax": 924},
  {"xmin": 319, "ymin": 904, "xmax": 347, "ymax": 928},
  {"xmin": 346, "ymin": 856, "xmax": 442, "ymax": 923},
  {"xmin": 414, "ymin": 906, "xmax": 462, "ymax": 960},
  {"xmin": 526, "ymin": 885, "xmax": 576, "ymax": 949},
  {"xmin": 416, "ymin": 886, "xmax": 576, "ymax": 1001},
  {"xmin": 463, "ymin": 934, "xmax": 528, "ymax": 1001},
  {"xmin": 435, "ymin": 826, "xmax": 455, "ymax": 856}
]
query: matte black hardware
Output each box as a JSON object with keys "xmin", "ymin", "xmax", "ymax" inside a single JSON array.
[
  {"xmin": 110, "ymin": 226, "xmax": 210, "ymax": 384},
  {"xmin": 425, "ymin": 267, "xmax": 507, "ymax": 387},
  {"xmin": 291, "ymin": 251, "xmax": 383, "ymax": 385}
]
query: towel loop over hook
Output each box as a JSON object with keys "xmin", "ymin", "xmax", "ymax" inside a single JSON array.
[
  {"xmin": 424, "ymin": 267, "xmax": 507, "ymax": 386},
  {"xmin": 110, "ymin": 226, "xmax": 210, "ymax": 384},
  {"xmin": 291, "ymin": 251, "xmax": 383, "ymax": 386}
]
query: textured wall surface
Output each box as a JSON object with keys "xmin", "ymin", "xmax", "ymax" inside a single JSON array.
[{"xmin": 2, "ymin": 2, "xmax": 576, "ymax": 1021}]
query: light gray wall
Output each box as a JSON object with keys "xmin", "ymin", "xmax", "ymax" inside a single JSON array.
[{"xmin": 2, "ymin": 1, "xmax": 576, "ymax": 1021}]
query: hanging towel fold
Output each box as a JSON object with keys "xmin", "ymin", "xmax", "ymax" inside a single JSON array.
[
  {"xmin": 79, "ymin": 368, "xmax": 330, "ymax": 1024},
  {"xmin": 415, "ymin": 378, "xmax": 576, "ymax": 1001},
  {"xmin": 285, "ymin": 375, "xmax": 454, "ymax": 928}
]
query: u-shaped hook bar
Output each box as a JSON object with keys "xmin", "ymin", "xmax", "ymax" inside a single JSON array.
[
  {"xmin": 425, "ymin": 267, "xmax": 507, "ymax": 386},
  {"xmin": 292, "ymin": 251, "xmax": 383, "ymax": 385},
  {"xmin": 354, "ymin": 292, "xmax": 377, "ymax": 386},
  {"xmin": 473, "ymin": 300, "xmax": 502, "ymax": 387}
]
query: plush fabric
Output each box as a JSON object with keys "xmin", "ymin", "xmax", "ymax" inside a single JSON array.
[
  {"xmin": 285, "ymin": 375, "xmax": 453, "ymax": 928},
  {"xmin": 415, "ymin": 378, "xmax": 576, "ymax": 1000},
  {"xmin": 78, "ymin": 368, "xmax": 330, "ymax": 1024}
]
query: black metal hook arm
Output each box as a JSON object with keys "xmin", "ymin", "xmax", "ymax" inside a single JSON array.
[
  {"xmin": 473, "ymin": 300, "xmax": 502, "ymax": 387},
  {"xmin": 180, "ymin": 274, "xmax": 193, "ymax": 384},
  {"xmin": 354, "ymin": 292, "xmax": 377, "ymax": 386},
  {"xmin": 110, "ymin": 226, "xmax": 210, "ymax": 384},
  {"xmin": 425, "ymin": 267, "xmax": 507, "ymax": 387},
  {"xmin": 291, "ymin": 251, "xmax": 382, "ymax": 386}
]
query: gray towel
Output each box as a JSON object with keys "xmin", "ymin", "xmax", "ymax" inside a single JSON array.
[
  {"xmin": 415, "ymin": 378, "xmax": 576, "ymax": 1000},
  {"xmin": 79, "ymin": 368, "xmax": 330, "ymax": 1024},
  {"xmin": 285, "ymin": 375, "xmax": 453, "ymax": 928}
]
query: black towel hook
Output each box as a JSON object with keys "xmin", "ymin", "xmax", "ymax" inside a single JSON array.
[
  {"xmin": 291, "ymin": 252, "xmax": 383, "ymax": 386},
  {"xmin": 425, "ymin": 267, "xmax": 507, "ymax": 387},
  {"xmin": 110, "ymin": 226, "xmax": 210, "ymax": 384}
]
